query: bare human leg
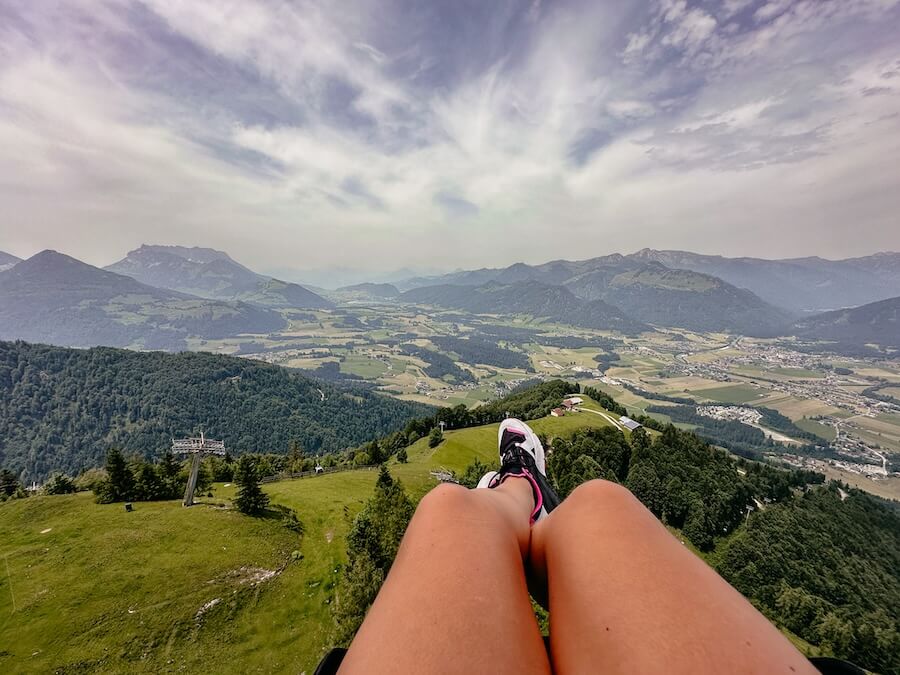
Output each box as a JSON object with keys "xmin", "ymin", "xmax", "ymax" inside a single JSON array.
[
  {"xmin": 339, "ymin": 478, "xmax": 551, "ymax": 675},
  {"xmin": 529, "ymin": 479, "xmax": 819, "ymax": 675}
]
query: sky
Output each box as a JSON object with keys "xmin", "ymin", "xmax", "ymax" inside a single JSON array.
[{"xmin": 1, "ymin": 0, "xmax": 899, "ymax": 278}]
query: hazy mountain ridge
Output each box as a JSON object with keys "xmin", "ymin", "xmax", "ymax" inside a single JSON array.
[
  {"xmin": 788, "ymin": 296, "xmax": 900, "ymax": 349},
  {"xmin": 400, "ymin": 280, "xmax": 649, "ymax": 334},
  {"xmin": 632, "ymin": 249, "xmax": 900, "ymax": 312},
  {"xmin": 107, "ymin": 245, "xmax": 332, "ymax": 309},
  {"xmin": 0, "ymin": 251, "xmax": 286, "ymax": 350},
  {"xmin": 336, "ymin": 282, "xmax": 400, "ymax": 298},
  {"xmin": 567, "ymin": 265, "xmax": 793, "ymax": 335},
  {"xmin": 0, "ymin": 250, "xmax": 21, "ymax": 272},
  {"xmin": 398, "ymin": 255, "xmax": 788, "ymax": 334}
]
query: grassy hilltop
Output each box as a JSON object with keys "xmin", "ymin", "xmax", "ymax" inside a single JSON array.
[{"xmin": 0, "ymin": 399, "xmax": 619, "ymax": 673}]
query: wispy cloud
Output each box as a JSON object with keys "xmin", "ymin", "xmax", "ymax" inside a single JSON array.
[{"xmin": 0, "ymin": 0, "xmax": 898, "ymax": 273}]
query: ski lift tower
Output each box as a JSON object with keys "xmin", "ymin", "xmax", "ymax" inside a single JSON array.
[{"xmin": 172, "ymin": 432, "xmax": 226, "ymax": 507}]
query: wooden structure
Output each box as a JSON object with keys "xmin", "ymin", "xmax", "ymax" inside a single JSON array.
[{"xmin": 172, "ymin": 432, "xmax": 226, "ymax": 507}]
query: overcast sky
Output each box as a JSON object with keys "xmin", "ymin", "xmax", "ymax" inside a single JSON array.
[{"xmin": 1, "ymin": 0, "xmax": 899, "ymax": 274}]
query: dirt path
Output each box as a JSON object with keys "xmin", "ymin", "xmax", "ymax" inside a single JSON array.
[{"xmin": 577, "ymin": 407, "xmax": 623, "ymax": 430}]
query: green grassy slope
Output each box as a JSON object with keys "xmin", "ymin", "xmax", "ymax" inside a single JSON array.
[{"xmin": 0, "ymin": 401, "xmax": 617, "ymax": 673}]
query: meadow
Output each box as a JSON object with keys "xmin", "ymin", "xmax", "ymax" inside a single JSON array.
[{"xmin": 0, "ymin": 402, "xmax": 617, "ymax": 673}]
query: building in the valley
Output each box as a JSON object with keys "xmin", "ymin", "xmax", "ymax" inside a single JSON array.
[{"xmin": 619, "ymin": 416, "xmax": 642, "ymax": 431}]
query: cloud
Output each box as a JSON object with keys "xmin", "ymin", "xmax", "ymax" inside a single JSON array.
[{"xmin": 0, "ymin": 0, "xmax": 898, "ymax": 275}]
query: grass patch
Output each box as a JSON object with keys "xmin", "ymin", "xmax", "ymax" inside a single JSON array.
[
  {"xmin": 0, "ymin": 400, "xmax": 620, "ymax": 673},
  {"xmin": 0, "ymin": 493, "xmax": 302, "ymax": 673},
  {"xmin": 691, "ymin": 384, "xmax": 766, "ymax": 405},
  {"xmin": 793, "ymin": 418, "xmax": 837, "ymax": 442},
  {"xmin": 339, "ymin": 355, "xmax": 389, "ymax": 379}
]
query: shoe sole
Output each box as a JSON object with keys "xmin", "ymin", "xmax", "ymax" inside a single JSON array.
[
  {"xmin": 498, "ymin": 418, "xmax": 546, "ymax": 475},
  {"xmin": 476, "ymin": 470, "xmax": 498, "ymax": 489}
]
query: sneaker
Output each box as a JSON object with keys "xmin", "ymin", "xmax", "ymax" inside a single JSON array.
[
  {"xmin": 475, "ymin": 470, "xmax": 498, "ymax": 489},
  {"xmin": 487, "ymin": 418, "xmax": 560, "ymax": 523}
]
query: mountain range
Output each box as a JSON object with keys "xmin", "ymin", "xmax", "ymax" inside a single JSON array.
[
  {"xmin": 335, "ymin": 282, "xmax": 400, "ymax": 299},
  {"xmin": 401, "ymin": 280, "xmax": 650, "ymax": 334},
  {"xmin": 400, "ymin": 250, "xmax": 900, "ymax": 313},
  {"xmin": 2, "ymin": 245, "xmax": 898, "ymax": 348},
  {"xmin": 400, "ymin": 255, "xmax": 792, "ymax": 335},
  {"xmin": 106, "ymin": 245, "xmax": 332, "ymax": 310},
  {"xmin": 630, "ymin": 249, "xmax": 900, "ymax": 313},
  {"xmin": 0, "ymin": 251, "xmax": 286, "ymax": 350}
]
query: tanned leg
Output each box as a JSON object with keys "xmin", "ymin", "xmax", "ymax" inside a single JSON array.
[
  {"xmin": 529, "ymin": 480, "xmax": 818, "ymax": 675},
  {"xmin": 340, "ymin": 479, "xmax": 551, "ymax": 675}
]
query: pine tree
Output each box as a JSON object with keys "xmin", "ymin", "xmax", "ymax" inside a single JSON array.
[
  {"xmin": 367, "ymin": 440, "xmax": 384, "ymax": 465},
  {"xmin": 234, "ymin": 455, "xmax": 270, "ymax": 516},
  {"xmin": 134, "ymin": 463, "xmax": 166, "ymax": 501},
  {"xmin": 428, "ymin": 426, "xmax": 443, "ymax": 448},
  {"xmin": 158, "ymin": 450, "xmax": 182, "ymax": 499},
  {"xmin": 335, "ymin": 466, "xmax": 414, "ymax": 644},
  {"xmin": 0, "ymin": 468, "xmax": 21, "ymax": 497},
  {"xmin": 396, "ymin": 447, "xmax": 408, "ymax": 464},
  {"xmin": 458, "ymin": 457, "xmax": 491, "ymax": 488},
  {"xmin": 288, "ymin": 439, "xmax": 305, "ymax": 473},
  {"xmin": 105, "ymin": 448, "xmax": 134, "ymax": 502}
]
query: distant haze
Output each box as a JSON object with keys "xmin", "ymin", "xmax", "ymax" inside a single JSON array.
[{"xmin": 1, "ymin": 0, "xmax": 899, "ymax": 272}]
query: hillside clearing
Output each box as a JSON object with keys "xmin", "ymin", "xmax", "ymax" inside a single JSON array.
[{"xmin": 0, "ymin": 399, "xmax": 618, "ymax": 673}]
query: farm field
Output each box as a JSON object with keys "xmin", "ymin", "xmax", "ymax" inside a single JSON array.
[
  {"xmin": 690, "ymin": 384, "xmax": 768, "ymax": 404},
  {"xmin": 753, "ymin": 395, "xmax": 843, "ymax": 420},
  {"xmin": 794, "ymin": 418, "xmax": 837, "ymax": 442},
  {"xmin": 172, "ymin": 303, "xmax": 900, "ymax": 493}
]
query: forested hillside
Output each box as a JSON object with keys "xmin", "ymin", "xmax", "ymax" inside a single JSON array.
[
  {"xmin": 718, "ymin": 485, "xmax": 900, "ymax": 672},
  {"xmin": 0, "ymin": 341, "xmax": 433, "ymax": 482},
  {"xmin": 788, "ymin": 295, "xmax": 900, "ymax": 350},
  {"xmin": 400, "ymin": 280, "xmax": 648, "ymax": 334},
  {"xmin": 541, "ymin": 423, "xmax": 900, "ymax": 673}
]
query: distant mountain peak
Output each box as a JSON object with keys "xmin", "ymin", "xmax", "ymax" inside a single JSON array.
[
  {"xmin": 106, "ymin": 245, "xmax": 332, "ymax": 310},
  {"xmin": 131, "ymin": 244, "xmax": 235, "ymax": 265},
  {"xmin": 12, "ymin": 249, "xmax": 97, "ymax": 274},
  {"xmin": 0, "ymin": 251, "xmax": 286, "ymax": 349},
  {"xmin": 0, "ymin": 250, "xmax": 21, "ymax": 270}
]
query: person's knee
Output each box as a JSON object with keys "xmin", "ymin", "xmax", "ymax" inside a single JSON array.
[
  {"xmin": 415, "ymin": 482, "xmax": 473, "ymax": 522},
  {"xmin": 564, "ymin": 479, "xmax": 639, "ymax": 515}
]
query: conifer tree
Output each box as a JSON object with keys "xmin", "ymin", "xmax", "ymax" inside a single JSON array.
[
  {"xmin": 0, "ymin": 468, "xmax": 21, "ymax": 497},
  {"xmin": 234, "ymin": 455, "xmax": 269, "ymax": 516},
  {"xmin": 288, "ymin": 439, "xmax": 305, "ymax": 472},
  {"xmin": 104, "ymin": 448, "xmax": 134, "ymax": 502},
  {"xmin": 159, "ymin": 450, "xmax": 182, "ymax": 499},
  {"xmin": 134, "ymin": 463, "xmax": 166, "ymax": 501},
  {"xmin": 334, "ymin": 466, "xmax": 414, "ymax": 644}
]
